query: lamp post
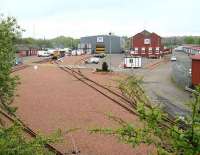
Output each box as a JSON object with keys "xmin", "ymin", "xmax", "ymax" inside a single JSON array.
[{"xmin": 109, "ymin": 32, "xmax": 112, "ymax": 71}]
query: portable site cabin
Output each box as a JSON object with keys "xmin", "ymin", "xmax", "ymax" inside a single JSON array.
[{"xmin": 124, "ymin": 56, "xmax": 142, "ymax": 68}]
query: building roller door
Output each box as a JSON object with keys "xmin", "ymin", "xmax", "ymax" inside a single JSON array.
[{"xmin": 96, "ymin": 44, "xmax": 105, "ymax": 53}]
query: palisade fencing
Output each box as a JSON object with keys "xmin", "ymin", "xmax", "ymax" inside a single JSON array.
[{"xmin": 171, "ymin": 58, "xmax": 192, "ymax": 88}]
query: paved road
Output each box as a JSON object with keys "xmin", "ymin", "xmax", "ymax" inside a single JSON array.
[{"xmin": 134, "ymin": 58, "xmax": 191, "ymax": 117}]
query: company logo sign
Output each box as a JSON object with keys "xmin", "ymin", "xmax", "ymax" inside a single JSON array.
[
  {"xmin": 97, "ymin": 37, "xmax": 104, "ymax": 43},
  {"xmin": 144, "ymin": 39, "xmax": 151, "ymax": 44}
]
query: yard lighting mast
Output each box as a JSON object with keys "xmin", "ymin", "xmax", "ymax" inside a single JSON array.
[{"xmin": 109, "ymin": 32, "xmax": 112, "ymax": 71}]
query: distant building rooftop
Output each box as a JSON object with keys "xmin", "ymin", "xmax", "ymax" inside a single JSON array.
[{"xmin": 191, "ymin": 54, "xmax": 200, "ymax": 60}]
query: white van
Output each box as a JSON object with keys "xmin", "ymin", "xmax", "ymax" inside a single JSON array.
[
  {"xmin": 37, "ymin": 51, "xmax": 50, "ymax": 57},
  {"xmin": 47, "ymin": 49, "xmax": 55, "ymax": 55}
]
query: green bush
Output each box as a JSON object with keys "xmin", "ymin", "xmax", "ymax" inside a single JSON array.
[{"xmin": 102, "ymin": 62, "xmax": 108, "ymax": 72}]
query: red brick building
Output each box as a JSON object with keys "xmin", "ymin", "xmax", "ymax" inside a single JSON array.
[
  {"xmin": 130, "ymin": 30, "xmax": 164, "ymax": 58},
  {"xmin": 191, "ymin": 55, "xmax": 200, "ymax": 86}
]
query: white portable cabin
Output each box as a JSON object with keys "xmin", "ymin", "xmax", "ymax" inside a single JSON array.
[{"xmin": 124, "ymin": 56, "xmax": 142, "ymax": 68}]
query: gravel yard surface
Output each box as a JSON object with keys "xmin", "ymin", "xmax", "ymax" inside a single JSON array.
[
  {"xmin": 22, "ymin": 56, "xmax": 50, "ymax": 64},
  {"xmin": 13, "ymin": 57, "xmax": 154, "ymax": 155}
]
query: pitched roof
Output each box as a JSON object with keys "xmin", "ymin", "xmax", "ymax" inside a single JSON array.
[
  {"xmin": 140, "ymin": 30, "xmax": 151, "ymax": 36},
  {"xmin": 133, "ymin": 30, "xmax": 161, "ymax": 38}
]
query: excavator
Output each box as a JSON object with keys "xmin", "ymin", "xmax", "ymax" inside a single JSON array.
[{"xmin": 51, "ymin": 50, "xmax": 65, "ymax": 63}]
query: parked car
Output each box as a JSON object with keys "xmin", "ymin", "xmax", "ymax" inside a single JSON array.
[
  {"xmin": 15, "ymin": 57, "xmax": 23, "ymax": 65},
  {"xmin": 71, "ymin": 50, "xmax": 77, "ymax": 56},
  {"xmin": 85, "ymin": 57, "xmax": 100, "ymax": 64},
  {"xmin": 171, "ymin": 56, "xmax": 177, "ymax": 61},
  {"xmin": 94, "ymin": 53, "xmax": 106, "ymax": 58},
  {"xmin": 37, "ymin": 51, "xmax": 50, "ymax": 57},
  {"xmin": 77, "ymin": 49, "xmax": 83, "ymax": 56}
]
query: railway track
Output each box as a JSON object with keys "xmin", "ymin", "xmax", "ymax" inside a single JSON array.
[
  {"xmin": 12, "ymin": 64, "xmax": 29, "ymax": 73},
  {"xmin": 58, "ymin": 61, "xmax": 179, "ymax": 129},
  {"xmin": 0, "ymin": 110, "xmax": 64, "ymax": 155},
  {"xmin": 59, "ymin": 65, "xmax": 138, "ymax": 116},
  {"xmin": 12, "ymin": 58, "xmax": 51, "ymax": 73},
  {"xmin": 8, "ymin": 57, "xmax": 65, "ymax": 154}
]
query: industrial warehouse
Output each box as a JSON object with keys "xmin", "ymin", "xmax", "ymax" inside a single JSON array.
[{"xmin": 80, "ymin": 35, "xmax": 125, "ymax": 54}]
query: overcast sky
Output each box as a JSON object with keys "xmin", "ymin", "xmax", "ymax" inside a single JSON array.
[{"xmin": 1, "ymin": 0, "xmax": 200, "ymax": 39}]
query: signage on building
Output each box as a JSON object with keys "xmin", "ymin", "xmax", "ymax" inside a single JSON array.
[
  {"xmin": 144, "ymin": 39, "xmax": 151, "ymax": 44},
  {"xmin": 97, "ymin": 37, "xmax": 104, "ymax": 43}
]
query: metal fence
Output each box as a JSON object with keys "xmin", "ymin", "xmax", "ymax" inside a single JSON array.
[{"xmin": 171, "ymin": 57, "xmax": 192, "ymax": 88}]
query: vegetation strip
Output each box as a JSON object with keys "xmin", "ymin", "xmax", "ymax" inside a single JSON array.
[{"xmin": 0, "ymin": 110, "xmax": 64, "ymax": 155}]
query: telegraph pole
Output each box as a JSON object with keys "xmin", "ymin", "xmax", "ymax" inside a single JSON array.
[{"xmin": 109, "ymin": 32, "xmax": 112, "ymax": 71}]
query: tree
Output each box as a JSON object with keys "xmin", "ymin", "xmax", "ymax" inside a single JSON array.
[
  {"xmin": 0, "ymin": 122, "xmax": 61, "ymax": 155},
  {"xmin": 0, "ymin": 15, "xmax": 61, "ymax": 155},
  {"xmin": 184, "ymin": 36, "xmax": 195, "ymax": 44},
  {"xmin": 0, "ymin": 15, "xmax": 20, "ymax": 113},
  {"xmin": 102, "ymin": 62, "xmax": 108, "ymax": 72},
  {"xmin": 195, "ymin": 37, "xmax": 200, "ymax": 45},
  {"xmin": 122, "ymin": 36, "xmax": 131, "ymax": 49},
  {"xmin": 91, "ymin": 76, "xmax": 200, "ymax": 155}
]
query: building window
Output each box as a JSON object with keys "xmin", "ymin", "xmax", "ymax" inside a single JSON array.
[
  {"xmin": 148, "ymin": 47, "xmax": 152, "ymax": 54},
  {"xmin": 155, "ymin": 47, "xmax": 160, "ymax": 54},
  {"xmin": 134, "ymin": 47, "xmax": 138, "ymax": 54},
  {"xmin": 141, "ymin": 47, "xmax": 145, "ymax": 54},
  {"xmin": 129, "ymin": 59, "xmax": 133, "ymax": 63}
]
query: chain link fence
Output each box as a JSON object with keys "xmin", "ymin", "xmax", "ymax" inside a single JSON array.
[{"xmin": 171, "ymin": 54, "xmax": 191, "ymax": 88}]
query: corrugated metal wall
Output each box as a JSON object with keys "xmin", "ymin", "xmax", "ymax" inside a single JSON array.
[{"xmin": 80, "ymin": 35, "xmax": 124, "ymax": 54}]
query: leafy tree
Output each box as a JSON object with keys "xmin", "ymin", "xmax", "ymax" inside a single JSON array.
[
  {"xmin": 0, "ymin": 15, "xmax": 62, "ymax": 155},
  {"xmin": 122, "ymin": 36, "xmax": 130, "ymax": 49},
  {"xmin": 102, "ymin": 62, "xmax": 108, "ymax": 72},
  {"xmin": 195, "ymin": 37, "xmax": 200, "ymax": 45},
  {"xmin": 184, "ymin": 36, "xmax": 195, "ymax": 44},
  {"xmin": 0, "ymin": 15, "xmax": 20, "ymax": 113},
  {"xmin": 0, "ymin": 122, "xmax": 61, "ymax": 155},
  {"xmin": 91, "ymin": 76, "xmax": 200, "ymax": 155},
  {"xmin": 17, "ymin": 36, "xmax": 80, "ymax": 49}
]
